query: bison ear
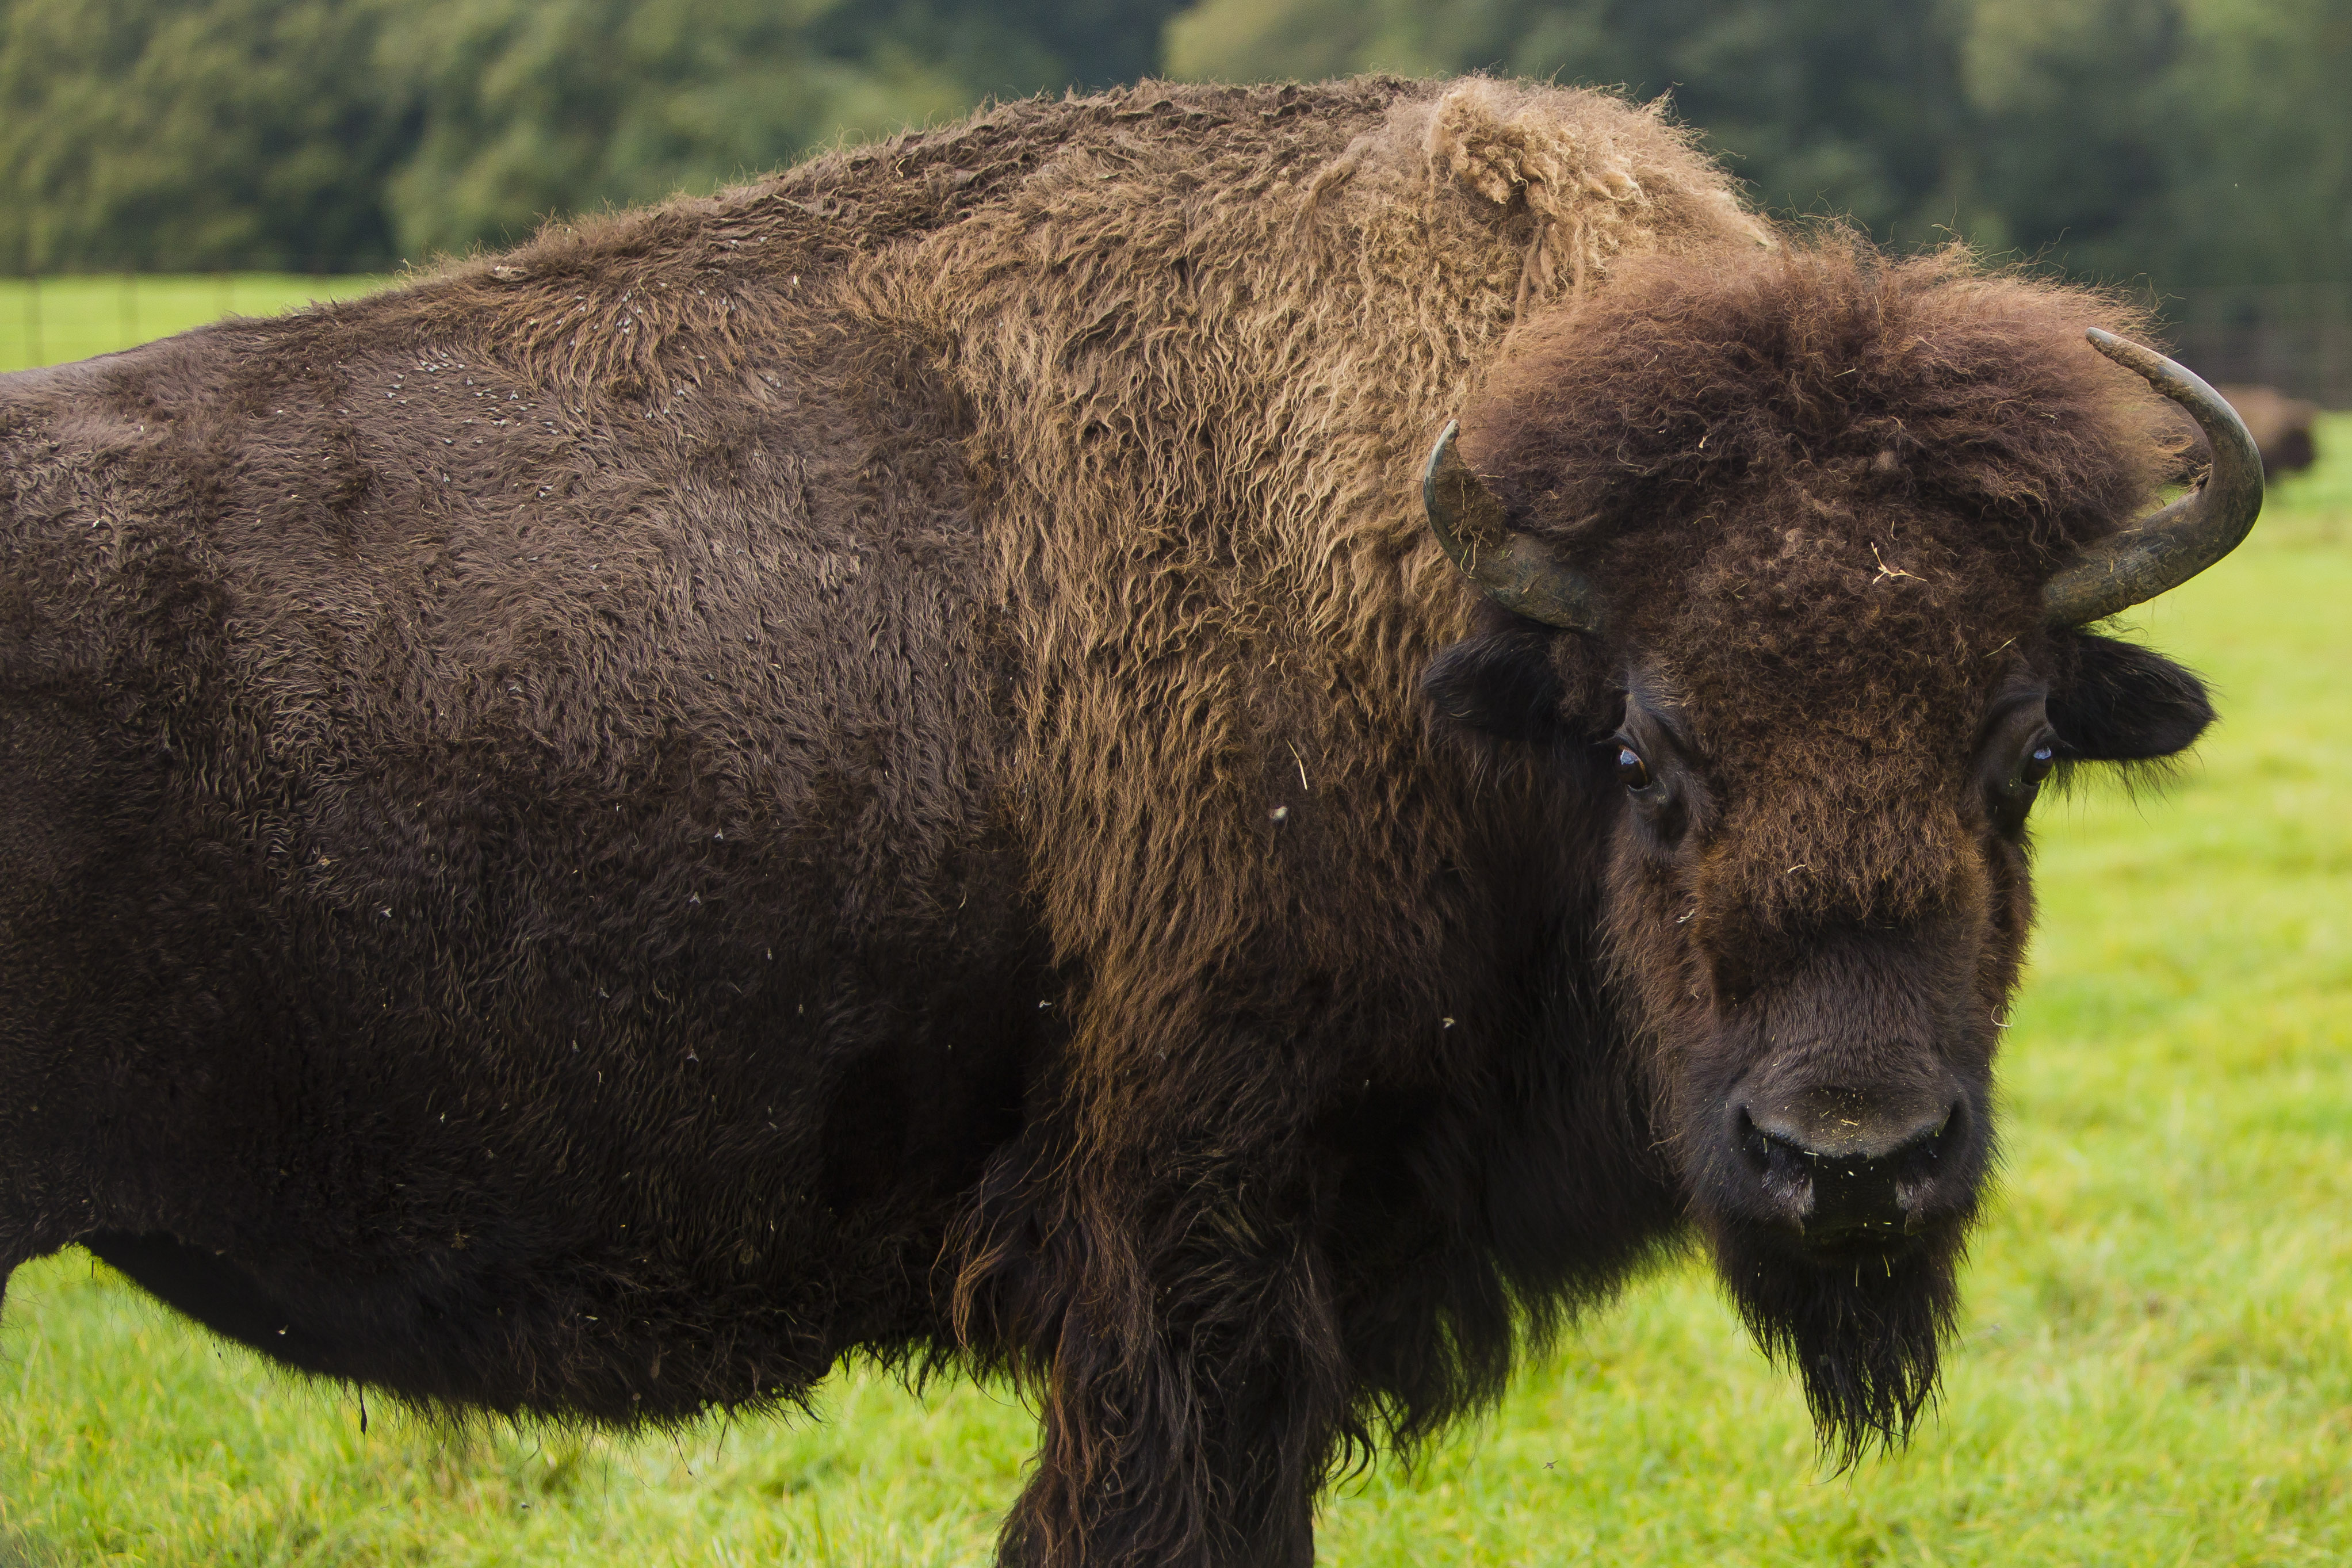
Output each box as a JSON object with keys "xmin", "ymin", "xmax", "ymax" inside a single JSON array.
[
  {"xmin": 2046, "ymin": 631, "xmax": 2215, "ymax": 762},
  {"xmin": 1422, "ymin": 626, "xmax": 1578, "ymax": 746}
]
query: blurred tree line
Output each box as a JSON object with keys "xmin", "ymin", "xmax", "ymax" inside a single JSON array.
[
  {"xmin": 0, "ymin": 0, "xmax": 2343, "ymax": 288},
  {"xmin": 0, "ymin": 0, "xmax": 1181, "ymax": 269}
]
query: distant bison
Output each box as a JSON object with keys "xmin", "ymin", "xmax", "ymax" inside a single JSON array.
[
  {"xmin": 0, "ymin": 78, "xmax": 2258, "ymax": 1566},
  {"xmin": 2219, "ymin": 384, "xmax": 2320, "ymax": 477}
]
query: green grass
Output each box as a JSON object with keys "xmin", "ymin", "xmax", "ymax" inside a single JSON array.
[
  {"xmin": 1, "ymin": 284, "xmax": 2349, "ymax": 1561},
  {"xmin": 0, "ymin": 276, "xmax": 389, "ymax": 373}
]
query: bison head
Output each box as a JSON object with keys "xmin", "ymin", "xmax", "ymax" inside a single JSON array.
[{"xmin": 1421, "ymin": 246, "xmax": 2258, "ymax": 1457}]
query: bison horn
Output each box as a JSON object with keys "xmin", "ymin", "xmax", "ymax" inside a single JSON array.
[
  {"xmin": 2043, "ymin": 329, "xmax": 2265, "ymax": 626},
  {"xmin": 1422, "ymin": 420, "xmax": 1606, "ymax": 632}
]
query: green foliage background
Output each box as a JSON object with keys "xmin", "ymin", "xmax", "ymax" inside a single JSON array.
[
  {"xmin": 0, "ymin": 0, "xmax": 2345, "ymax": 285},
  {"xmin": 0, "ymin": 0, "xmax": 1184, "ymax": 270}
]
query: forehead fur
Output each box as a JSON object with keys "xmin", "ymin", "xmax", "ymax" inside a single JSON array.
[
  {"xmin": 1460, "ymin": 243, "xmax": 2180, "ymax": 925},
  {"xmin": 1462, "ymin": 240, "xmax": 2173, "ymax": 574}
]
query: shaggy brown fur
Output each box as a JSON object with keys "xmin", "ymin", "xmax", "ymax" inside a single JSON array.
[{"xmin": 0, "ymin": 78, "xmax": 2219, "ymax": 1568}]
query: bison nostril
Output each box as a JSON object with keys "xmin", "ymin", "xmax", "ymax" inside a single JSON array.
[
  {"xmin": 1735, "ymin": 1107, "xmax": 1819, "ymax": 1206},
  {"xmin": 1738, "ymin": 1107, "xmax": 1802, "ymax": 1174}
]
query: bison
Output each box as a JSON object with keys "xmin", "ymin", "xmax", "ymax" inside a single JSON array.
[
  {"xmin": 2217, "ymin": 384, "xmax": 2320, "ymax": 478},
  {"xmin": 0, "ymin": 78, "xmax": 2259, "ymax": 1566}
]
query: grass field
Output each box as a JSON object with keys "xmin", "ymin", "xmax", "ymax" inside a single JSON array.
[
  {"xmin": 1, "ymin": 286, "xmax": 2348, "ymax": 1565},
  {"xmin": 0, "ymin": 276, "xmax": 390, "ymax": 373}
]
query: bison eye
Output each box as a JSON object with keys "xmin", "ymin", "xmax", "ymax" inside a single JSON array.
[
  {"xmin": 2018, "ymin": 736, "xmax": 2057, "ymax": 790},
  {"xmin": 1615, "ymin": 744, "xmax": 1653, "ymax": 792},
  {"xmin": 1983, "ymin": 702, "xmax": 2059, "ymax": 834}
]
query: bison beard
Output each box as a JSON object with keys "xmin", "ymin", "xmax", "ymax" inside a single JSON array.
[
  {"xmin": 0, "ymin": 78, "xmax": 2244, "ymax": 1567},
  {"xmin": 1718, "ymin": 1223, "xmax": 1964, "ymax": 1463}
]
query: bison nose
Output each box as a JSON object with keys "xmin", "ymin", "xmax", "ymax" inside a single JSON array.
[{"xmin": 1734, "ymin": 1089, "xmax": 1960, "ymax": 1244}]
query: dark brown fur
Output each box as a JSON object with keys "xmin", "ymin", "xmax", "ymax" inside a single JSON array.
[
  {"xmin": 2217, "ymin": 384, "xmax": 2319, "ymax": 478},
  {"xmin": 0, "ymin": 81, "xmax": 2215, "ymax": 1567}
]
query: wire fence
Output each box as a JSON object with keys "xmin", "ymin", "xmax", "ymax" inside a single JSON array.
[
  {"xmin": 2166, "ymin": 286, "xmax": 2352, "ymax": 410},
  {"xmin": 0, "ymin": 273, "xmax": 388, "ymax": 373}
]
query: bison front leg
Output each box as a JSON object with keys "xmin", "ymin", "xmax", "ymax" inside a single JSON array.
[{"xmin": 976, "ymin": 1161, "xmax": 1341, "ymax": 1568}]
